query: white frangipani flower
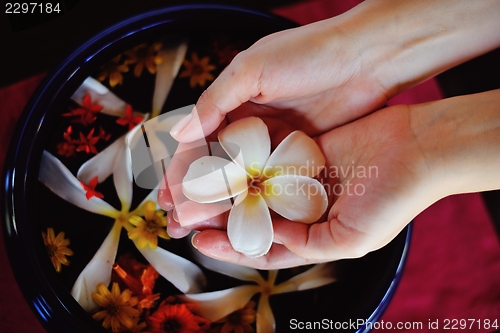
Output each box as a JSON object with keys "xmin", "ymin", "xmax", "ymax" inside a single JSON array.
[
  {"xmin": 182, "ymin": 117, "xmax": 328, "ymax": 257},
  {"xmin": 182, "ymin": 251, "xmax": 336, "ymax": 333},
  {"xmin": 39, "ymin": 132, "xmax": 205, "ymax": 311}
]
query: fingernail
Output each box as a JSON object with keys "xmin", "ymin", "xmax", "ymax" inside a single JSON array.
[
  {"xmin": 170, "ymin": 112, "xmax": 193, "ymax": 138},
  {"xmin": 191, "ymin": 231, "xmax": 200, "ymax": 249},
  {"xmin": 172, "ymin": 209, "xmax": 179, "ymax": 223}
]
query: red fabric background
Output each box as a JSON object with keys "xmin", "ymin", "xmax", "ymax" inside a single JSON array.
[{"xmin": 1, "ymin": 1, "xmax": 499, "ymax": 332}]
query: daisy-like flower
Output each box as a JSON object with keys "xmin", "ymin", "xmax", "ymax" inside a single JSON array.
[
  {"xmin": 42, "ymin": 227, "xmax": 74, "ymax": 272},
  {"xmin": 118, "ymin": 316, "xmax": 149, "ymax": 333},
  {"xmin": 183, "ymin": 252, "xmax": 336, "ymax": 333},
  {"xmin": 125, "ymin": 43, "xmax": 164, "ymax": 78},
  {"xmin": 62, "ymin": 93, "xmax": 104, "ymax": 125},
  {"xmin": 148, "ymin": 302, "xmax": 210, "ymax": 333},
  {"xmin": 128, "ymin": 200, "xmax": 170, "ymax": 250},
  {"xmin": 97, "ymin": 55, "xmax": 130, "ymax": 88},
  {"xmin": 179, "ymin": 53, "xmax": 216, "ymax": 88},
  {"xmin": 216, "ymin": 300, "xmax": 256, "ymax": 333},
  {"xmin": 182, "ymin": 117, "xmax": 328, "ymax": 257},
  {"xmin": 92, "ymin": 282, "xmax": 141, "ymax": 332}
]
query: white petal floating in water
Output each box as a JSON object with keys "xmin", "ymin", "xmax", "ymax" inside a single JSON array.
[
  {"xmin": 71, "ymin": 223, "xmax": 121, "ymax": 311},
  {"xmin": 256, "ymin": 294, "xmax": 275, "ymax": 333},
  {"xmin": 273, "ymin": 263, "xmax": 336, "ymax": 294},
  {"xmin": 182, "ymin": 285, "xmax": 261, "ymax": 321},
  {"xmin": 137, "ymin": 245, "xmax": 206, "ymax": 294},
  {"xmin": 71, "ymin": 77, "xmax": 127, "ymax": 117},
  {"xmin": 152, "ymin": 39, "xmax": 189, "ymax": 117},
  {"xmin": 39, "ymin": 151, "xmax": 118, "ymax": 217},
  {"xmin": 261, "ymin": 175, "xmax": 328, "ymax": 223}
]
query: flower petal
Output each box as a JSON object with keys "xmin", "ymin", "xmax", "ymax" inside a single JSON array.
[
  {"xmin": 256, "ymin": 294, "xmax": 275, "ymax": 333},
  {"xmin": 190, "ymin": 249, "xmax": 264, "ymax": 284},
  {"xmin": 181, "ymin": 285, "xmax": 261, "ymax": 321},
  {"xmin": 71, "ymin": 223, "xmax": 121, "ymax": 311},
  {"xmin": 272, "ymin": 263, "xmax": 336, "ymax": 294},
  {"xmin": 227, "ymin": 193, "xmax": 273, "ymax": 257},
  {"xmin": 152, "ymin": 40, "xmax": 188, "ymax": 117},
  {"xmin": 182, "ymin": 156, "xmax": 247, "ymax": 203},
  {"xmin": 261, "ymin": 175, "xmax": 328, "ymax": 223},
  {"xmin": 137, "ymin": 245, "xmax": 206, "ymax": 294},
  {"xmin": 39, "ymin": 151, "xmax": 118, "ymax": 217},
  {"xmin": 218, "ymin": 117, "xmax": 270, "ymax": 175},
  {"xmin": 77, "ymin": 134, "xmax": 123, "ymax": 185},
  {"xmin": 263, "ymin": 131, "xmax": 325, "ymax": 178},
  {"xmin": 72, "ymin": 77, "xmax": 127, "ymax": 117}
]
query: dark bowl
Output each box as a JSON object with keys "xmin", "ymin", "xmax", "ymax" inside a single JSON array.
[{"xmin": 2, "ymin": 5, "xmax": 410, "ymax": 333}]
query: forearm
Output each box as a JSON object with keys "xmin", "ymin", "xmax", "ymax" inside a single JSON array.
[
  {"xmin": 331, "ymin": 0, "xmax": 500, "ymax": 96},
  {"xmin": 410, "ymin": 89, "xmax": 500, "ymax": 197}
]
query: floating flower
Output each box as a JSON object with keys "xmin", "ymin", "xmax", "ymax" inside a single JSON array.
[
  {"xmin": 57, "ymin": 141, "xmax": 76, "ymax": 157},
  {"xmin": 215, "ymin": 300, "xmax": 256, "ymax": 333},
  {"xmin": 179, "ymin": 53, "xmax": 216, "ymax": 88},
  {"xmin": 39, "ymin": 128, "xmax": 205, "ymax": 311},
  {"xmin": 183, "ymin": 252, "xmax": 336, "ymax": 333},
  {"xmin": 97, "ymin": 55, "xmax": 130, "ymax": 88},
  {"xmin": 63, "ymin": 93, "xmax": 104, "ymax": 125},
  {"xmin": 117, "ymin": 105, "xmax": 145, "ymax": 131},
  {"xmin": 128, "ymin": 201, "xmax": 169, "ymax": 250},
  {"xmin": 182, "ymin": 117, "xmax": 328, "ymax": 257},
  {"xmin": 148, "ymin": 301, "xmax": 210, "ymax": 333},
  {"xmin": 125, "ymin": 43, "xmax": 164, "ymax": 77},
  {"xmin": 118, "ymin": 316, "xmax": 149, "ymax": 333},
  {"xmin": 92, "ymin": 282, "xmax": 141, "ymax": 332},
  {"xmin": 112, "ymin": 258, "xmax": 160, "ymax": 311},
  {"xmin": 80, "ymin": 176, "xmax": 104, "ymax": 200},
  {"xmin": 42, "ymin": 227, "xmax": 73, "ymax": 273},
  {"xmin": 76, "ymin": 128, "xmax": 101, "ymax": 154}
]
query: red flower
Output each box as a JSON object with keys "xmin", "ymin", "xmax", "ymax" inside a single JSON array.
[
  {"xmin": 76, "ymin": 128, "xmax": 100, "ymax": 154},
  {"xmin": 56, "ymin": 126, "xmax": 77, "ymax": 157},
  {"xmin": 63, "ymin": 93, "xmax": 103, "ymax": 125},
  {"xmin": 148, "ymin": 301, "xmax": 210, "ymax": 333},
  {"xmin": 116, "ymin": 105, "xmax": 144, "ymax": 131},
  {"xmin": 112, "ymin": 255, "xmax": 161, "ymax": 311},
  {"xmin": 80, "ymin": 176, "xmax": 104, "ymax": 200}
]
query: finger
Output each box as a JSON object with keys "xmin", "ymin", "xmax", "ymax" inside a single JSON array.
[
  {"xmin": 191, "ymin": 229, "xmax": 319, "ymax": 270},
  {"xmin": 174, "ymin": 201, "xmax": 229, "ymax": 229},
  {"xmin": 166, "ymin": 210, "xmax": 191, "ymax": 239},
  {"xmin": 170, "ymin": 52, "xmax": 263, "ymax": 142}
]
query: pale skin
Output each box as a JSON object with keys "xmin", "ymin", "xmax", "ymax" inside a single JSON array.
[{"xmin": 159, "ymin": 0, "xmax": 500, "ymax": 268}]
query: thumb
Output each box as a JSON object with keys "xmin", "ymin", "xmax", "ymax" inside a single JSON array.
[{"xmin": 170, "ymin": 53, "xmax": 263, "ymax": 142}]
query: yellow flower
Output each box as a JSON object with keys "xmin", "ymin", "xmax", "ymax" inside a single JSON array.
[
  {"xmin": 217, "ymin": 300, "xmax": 256, "ymax": 333},
  {"xmin": 97, "ymin": 55, "xmax": 129, "ymax": 87},
  {"xmin": 127, "ymin": 201, "xmax": 169, "ymax": 249},
  {"xmin": 42, "ymin": 227, "xmax": 73, "ymax": 273},
  {"xmin": 179, "ymin": 52, "xmax": 216, "ymax": 88},
  {"xmin": 92, "ymin": 282, "xmax": 141, "ymax": 333},
  {"xmin": 125, "ymin": 43, "xmax": 163, "ymax": 77}
]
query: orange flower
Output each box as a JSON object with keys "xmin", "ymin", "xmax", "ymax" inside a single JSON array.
[
  {"xmin": 42, "ymin": 227, "xmax": 73, "ymax": 273},
  {"xmin": 125, "ymin": 43, "xmax": 163, "ymax": 77},
  {"xmin": 98, "ymin": 55, "xmax": 129, "ymax": 87},
  {"xmin": 92, "ymin": 282, "xmax": 141, "ymax": 333},
  {"xmin": 148, "ymin": 301, "xmax": 210, "ymax": 333},
  {"xmin": 179, "ymin": 53, "xmax": 216, "ymax": 88},
  {"xmin": 216, "ymin": 301, "xmax": 256, "ymax": 333}
]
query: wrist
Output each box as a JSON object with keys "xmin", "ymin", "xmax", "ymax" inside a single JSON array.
[
  {"xmin": 333, "ymin": 0, "xmax": 500, "ymax": 97},
  {"xmin": 409, "ymin": 89, "xmax": 500, "ymax": 197}
]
